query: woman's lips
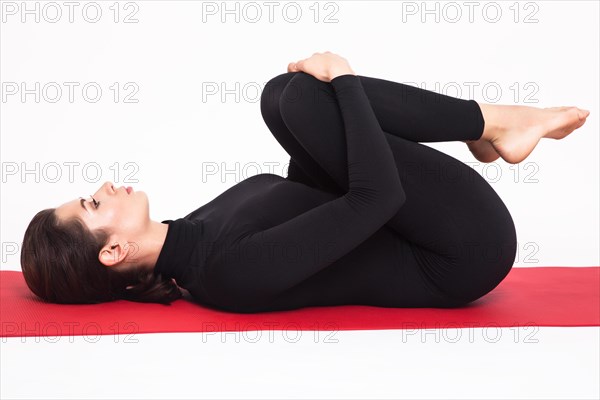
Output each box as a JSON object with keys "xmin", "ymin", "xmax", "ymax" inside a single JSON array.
[{"xmin": 126, "ymin": 186, "xmax": 133, "ymax": 194}]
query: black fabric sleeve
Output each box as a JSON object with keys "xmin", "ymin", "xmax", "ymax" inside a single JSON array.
[{"xmin": 210, "ymin": 74, "xmax": 406, "ymax": 300}]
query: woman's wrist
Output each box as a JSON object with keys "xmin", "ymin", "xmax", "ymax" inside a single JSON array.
[{"xmin": 329, "ymin": 67, "xmax": 356, "ymax": 81}]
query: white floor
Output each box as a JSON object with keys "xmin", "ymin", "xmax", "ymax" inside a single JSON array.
[{"xmin": 2, "ymin": 326, "xmax": 598, "ymax": 399}]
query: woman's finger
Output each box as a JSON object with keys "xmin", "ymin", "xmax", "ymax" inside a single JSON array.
[{"xmin": 295, "ymin": 59, "xmax": 306, "ymax": 71}]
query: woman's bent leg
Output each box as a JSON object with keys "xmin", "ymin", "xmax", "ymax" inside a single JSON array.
[{"xmin": 261, "ymin": 72, "xmax": 517, "ymax": 304}]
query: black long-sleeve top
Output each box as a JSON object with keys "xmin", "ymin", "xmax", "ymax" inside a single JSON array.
[{"xmin": 154, "ymin": 74, "xmax": 406, "ymax": 313}]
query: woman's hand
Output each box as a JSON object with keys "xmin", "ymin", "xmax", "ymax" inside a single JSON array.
[{"xmin": 287, "ymin": 51, "xmax": 356, "ymax": 82}]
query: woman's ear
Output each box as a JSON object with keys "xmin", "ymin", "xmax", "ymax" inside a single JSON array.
[{"xmin": 99, "ymin": 241, "xmax": 128, "ymax": 267}]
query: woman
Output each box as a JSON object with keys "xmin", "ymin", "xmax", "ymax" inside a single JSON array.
[{"xmin": 20, "ymin": 52, "xmax": 590, "ymax": 313}]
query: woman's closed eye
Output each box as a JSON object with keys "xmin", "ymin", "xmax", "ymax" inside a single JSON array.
[{"xmin": 90, "ymin": 195, "xmax": 100, "ymax": 208}]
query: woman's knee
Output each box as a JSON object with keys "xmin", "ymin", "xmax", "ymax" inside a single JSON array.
[
  {"xmin": 260, "ymin": 72, "xmax": 297, "ymax": 124},
  {"xmin": 278, "ymin": 72, "xmax": 336, "ymax": 129}
]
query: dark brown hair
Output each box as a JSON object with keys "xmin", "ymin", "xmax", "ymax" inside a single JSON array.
[{"xmin": 20, "ymin": 208, "xmax": 182, "ymax": 305}]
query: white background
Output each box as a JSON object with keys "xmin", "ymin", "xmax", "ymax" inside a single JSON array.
[{"xmin": 1, "ymin": 1, "xmax": 599, "ymax": 399}]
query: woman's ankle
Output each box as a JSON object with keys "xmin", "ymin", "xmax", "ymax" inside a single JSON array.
[{"xmin": 477, "ymin": 102, "xmax": 505, "ymax": 143}]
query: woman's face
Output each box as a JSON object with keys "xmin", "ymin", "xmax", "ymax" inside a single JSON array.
[{"xmin": 54, "ymin": 181, "xmax": 150, "ymax": 236}]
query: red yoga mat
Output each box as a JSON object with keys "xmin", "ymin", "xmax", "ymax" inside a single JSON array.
[{"xmin": 1, "ymin": 267, "xmax": 598, "ymax": 338}]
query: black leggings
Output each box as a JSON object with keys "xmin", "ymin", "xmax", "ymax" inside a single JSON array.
[{"xmin": 260, "ymin": 72, "xmax": 517, "ymax": 305}]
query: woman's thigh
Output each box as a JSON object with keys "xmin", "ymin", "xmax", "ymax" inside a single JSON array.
[{"xmin": 261, "ymin": 72, "xmax": 341, "ymax": 193}]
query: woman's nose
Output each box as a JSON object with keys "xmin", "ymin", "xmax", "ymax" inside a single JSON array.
[{"xmin": 97, "ymin": 181, "xmax": 114, "ymax": 196}]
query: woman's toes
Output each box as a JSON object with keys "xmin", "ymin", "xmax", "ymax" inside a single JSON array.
[
  {"xmin": 541, "ymin": 107, "xmax": 585, "ymax": 140},
  {"xmin": 578, "ymin": 108, "xmax": 590, "ymax": 120}
]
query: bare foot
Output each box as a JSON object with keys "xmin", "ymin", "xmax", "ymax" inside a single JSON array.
[{"xmin": 475, "ymin": 104, "xmax": 590, "ymax": 164}]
